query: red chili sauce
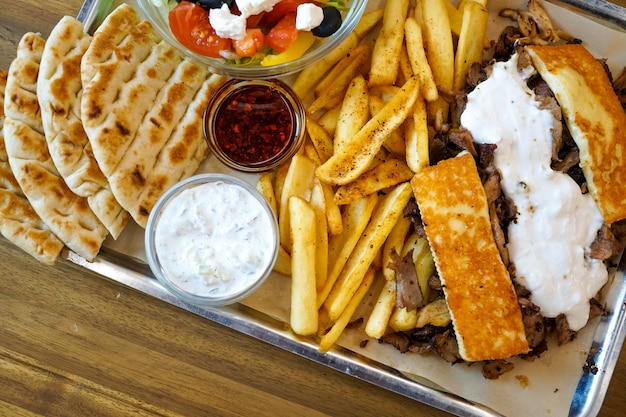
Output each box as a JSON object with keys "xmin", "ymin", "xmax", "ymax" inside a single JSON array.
[{"xmin": 213, "ymin": 84, "xmax": 295, "ymax": 166}]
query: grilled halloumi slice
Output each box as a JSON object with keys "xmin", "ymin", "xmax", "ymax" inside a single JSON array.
[
  {"xmin": 527, "ymin": 44, "xmax": 626, "ymax": 224},
  {"xmin": 411, "ymin": 153, "xmax": 529, "ymax": 362}
]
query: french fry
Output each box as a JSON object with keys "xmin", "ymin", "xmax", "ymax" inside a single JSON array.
[
  {"xmin": 279, "ymin": 154, "xmax": 316, "ymax": 253},
  {"xmin": 421, "ymin": 0, "xmax": 454, "ymax": 126},
  {"xmin": 303, "ymin": 143, "xmax": 322, "ymax": 166},
  {"xmin": 369, "ymin": 0, "xmax": 410, "ymax": 87},
  {"xmin": 309, "ymin": 45, "xmax": 372, "ymax": 114},
  {"xmin": 306, "ymin": 117, "xmax": 334, "ymax": 163},
  {"xmin": 404, "ymin": 17, "xmax": 439, "ymax": 103},
  {"xmin": 315, "ymin": 76, "xmax": 421, "ymax": 186},
  {"xmin": 353, "ymin": 8, "xmax": 385, "ymax": 39},
  {"xmin": 382, "ymin": 214, "xmax": 412, "ymax": 281},
  {"xmin": 334, "ymin": 75, "xmax": 370, "ymax": 153},
  {"xmin": 273, "ymin": 245, "xmax": 292, "ymax": 276},
  {"xmin": 318, "ymin": 194, "xmax": 379, "ymax": 308},
  {"xmin": 453, "ymin": 0, "xmax": 489, "ymax": 91},
  {"xmin": 292, "ymin": 34, "xmax": 358, "ymax": 98},
  {"xmin": 397, "ymin": 43, "xmax": 414, "ymax": 86},
  {"xmin": 310, "ymin": 179, "xmax": 329, "ymax": 291},
  {"xmin": 389, "ymin": 306, "xmax": 418, "ymax": 332},
  {"xmin": 289, "ymin": 196, "xmax": 318, "ymax": 336},
  {"xmin": 415, "ymin": 298, "xmax": 451, "ymax": 328},
  {"xmin": 290, "ymin": 8, "xmax": 384, "ymax": 97},
  {"xmin": 319, "ymin": 267, "xmax": 375, "ymax": 352},
  {"xmin": 325, "ymin": 183, "xmax": 413, "ymax": 320},
  {"xmin": 334, "ymin": 158, "xmax": 414, "ymax": 205},
  {"xmin": 321, "ymin": 182, "xmax": 343, "ymax": 236},
  {"xmin": 365, "ymin": 278, "xmax": 396, "ymax": 339},
  {"xmin": 368, "ymin": 95, "xmax": 406, "ymax": 156},
  {"xmin": 273, "ymin": 161, "xmax": 290, "ymax": 217},
  {"xmin": 256, "ymin": 173, "xmax": 277, "ymax": 216},
  {"xmin": 317, "ymin": 105, "xmax": 341, "ymax": 137},
  {"xmin": 405, "ymin": 95, "xmax": 430, "ymax": 172}
]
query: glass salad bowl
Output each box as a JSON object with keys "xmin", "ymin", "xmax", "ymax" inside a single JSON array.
[{"xmin": 136, "ymin": 0, "xmax": 368, "ymax": 79}]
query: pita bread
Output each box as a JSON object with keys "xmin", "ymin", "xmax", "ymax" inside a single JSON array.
[
  {"xmin": 0, "ymin": 69, "xmax": 64, "ymax": 265},
  {"xmin": 38, "ymin": 16, "xmax": 130, "ymax": 239},
  {"xmin": 411, "ymin": 153, "xmax": 529, "ymax": 361},
  {"xmin": 4, "ymin": 32, "xmax": 108, "ymax": 261},
  {"xmin": 81, "ymin": 4, "xmax": 226, "ymax": 227},
  {"xmin": 527, "ymin": 44, "xmax": 626, "ymax": 224}
]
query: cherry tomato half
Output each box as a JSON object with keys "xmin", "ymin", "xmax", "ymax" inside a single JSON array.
[
  {"xmin": 168, "ymin": 1, "xmax": 231, "ymax": 58},
  {"xmin": 259, "ymin": 0, "xmax": 313, "ymax": 28}
]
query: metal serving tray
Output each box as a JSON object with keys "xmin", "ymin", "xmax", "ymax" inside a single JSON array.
[{"xmin": 70, "ymin": 1, "xmax": 626, "ymax": 416}]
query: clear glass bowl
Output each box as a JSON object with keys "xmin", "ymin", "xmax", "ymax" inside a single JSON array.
[
  {"xmin": 145, "ymin": 173, "xmax": 279, "ymax": 306},
  {"xmin": 204, "ymin": 78, "xmax": 306, "ymax": 172},
  {"xmin": 135, "ymin": 0, "xmax": 368, "ymax": 79}
]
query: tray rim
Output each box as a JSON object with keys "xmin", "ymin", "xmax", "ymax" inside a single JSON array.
[{"xmin": 71, "ymin": 0, "xmax": 626, "ymax": 416}]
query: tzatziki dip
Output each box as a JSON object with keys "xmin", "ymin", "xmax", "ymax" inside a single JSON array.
[{"xmin": 149, "ymin": 176, "xmax": 278, "ymax": 303}]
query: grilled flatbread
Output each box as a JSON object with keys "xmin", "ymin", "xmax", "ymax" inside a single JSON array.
[
  {"xmin": 527, "ymin": 44, "xmax": 626, "ymax": 224},
  {"xmin": 0, "ymin": 69, "xmax": 64, "ymax": 265},
  {"xmin": 4, "ymin": 32, "xmax": 108, "ymax": 261},
  {"xmin": 38, "ymin": 16, "xmax": 130, "ymax": 239},
  {"xmin": 81, "ymin": 4, "xmax": 226, "ymax": 227},
  {"xmin": 411, "ymin": 153, "xmax": 529, "ymax": 362}
]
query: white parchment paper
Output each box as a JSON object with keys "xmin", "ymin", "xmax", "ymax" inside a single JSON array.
[{"xmin": 105, "ymin": 0, "xmax": 626, "ymax": 416}]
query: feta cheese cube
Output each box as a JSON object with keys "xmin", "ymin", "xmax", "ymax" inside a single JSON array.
[
  {"xmin": 236, "ymin": 0, "xmax": 282, "ymax": 18},
  {"xmin": 296, "ymin": 3, "xmax": 324, "ymax": 31},
  {"xmin": 209, "ymin": 4, "xmax": 247, "ymax": 40}
]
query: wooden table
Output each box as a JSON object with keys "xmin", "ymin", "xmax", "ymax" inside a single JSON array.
[{"xmin": 1, "ymin": 0, "xmax": 626, "ymax": 415}]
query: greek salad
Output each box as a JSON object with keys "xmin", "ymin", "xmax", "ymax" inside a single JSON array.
[{"xmin": 165, "ymin": 0, "xmax": 347, "ymax": 66}]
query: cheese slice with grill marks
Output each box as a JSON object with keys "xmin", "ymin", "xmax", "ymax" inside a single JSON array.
[
  {"xmin": 527, "ymin": 44, "xmax": 626, "ymax": 224},
  {"xmin": 4, "ymin": 32, "xmax": 108, "ymax": 262},
  {"xmin": 411, "ymin": 153, "xmax": 529, "ymax": 362}
]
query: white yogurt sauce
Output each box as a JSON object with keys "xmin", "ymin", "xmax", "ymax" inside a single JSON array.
[
  {"xmin": 460, "ymin": 53, "xmax": 608, "ymax": 331},
  {"xmin": 154, "ymin": 181, "xmax": 276, "ymax": 298}
]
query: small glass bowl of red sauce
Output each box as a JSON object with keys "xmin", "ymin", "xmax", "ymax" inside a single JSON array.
[{"xmin": 204, "ymin": 79, "xmax": 306, "ymax": 173}]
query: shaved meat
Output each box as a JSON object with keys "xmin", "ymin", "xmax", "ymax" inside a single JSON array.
[
  {"xmin": 389, "ymin": 249, "xmax": 423, "ymax": 311},
  {"xmin": 589, "ymin": 224, "xmax": 620, "ymax": 261},
  {"xmin": 482, "ymin": 360, "xmax": 515, "ymax": 379},
  {"xmin": 552, "ymin": 147, "xmax": 580, "ymax": 173},
  {"xmin": 555, "ymin": 314, "xmax": 576, "ymax": 345}
]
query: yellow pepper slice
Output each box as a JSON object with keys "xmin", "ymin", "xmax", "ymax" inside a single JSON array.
[{"xmin": 261, "ymin": 31, "xmax": 316, "ymax": 67}]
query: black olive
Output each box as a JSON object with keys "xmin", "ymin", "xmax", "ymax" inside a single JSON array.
[
  {"xmin": 197, "ymin": 0, "xmax": 235, "ymax": 11},
  {"xmin": 312, "ymin": 6, "xmax": 343, "ymax": 38}
]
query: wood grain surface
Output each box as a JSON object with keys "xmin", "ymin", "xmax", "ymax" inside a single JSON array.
[{"xmin": 1, "ymin": 0, "xmax": 626, "ymax": 416}]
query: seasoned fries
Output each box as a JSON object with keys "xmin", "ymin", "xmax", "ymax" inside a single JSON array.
[{"xmin": 256, "ymin": 0, "xmax": 490, "ymax": 353}]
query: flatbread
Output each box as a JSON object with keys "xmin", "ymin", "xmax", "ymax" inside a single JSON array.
[
  {"xmin": 81, "ymin": 4, "xmax": 226, "ymax": 227},
  {"xmin": 3, "ymin": 32, "xmax": 108, "ymax": 261},
  {"xmin": 38, "ymin": 15, "xmax": 130, "ymax": 239},
  {"xmin": 411, "ymin": 153, "xmax": 529, "ymax": 362},
  {"xmin": 527, "ymin": 44, "xmax": 626, "ymax": 224},
  {"xmin": 0, "ymin": 69, "xmax": 64, "ymax": 265}
]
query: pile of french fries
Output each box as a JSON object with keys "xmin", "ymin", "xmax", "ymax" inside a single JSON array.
[{"xmin": 256, "ymin": 0, "xmax": 489, "ymax": 352}]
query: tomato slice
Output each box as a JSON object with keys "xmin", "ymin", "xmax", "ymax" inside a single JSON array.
[
  {"xmin": 168, "ymin": 1, "xmax": 231, "ymax": 58},
  {"xmin": 232, "ymin": 29, "xmax": 265, "ymax": 57},
  {"xmin": 264, "ymin": 14, "xmax": 300, "ymax": 53},
  {"xmin": 259, "ymin": 0, "xmax": 316, "ymax": 28}
]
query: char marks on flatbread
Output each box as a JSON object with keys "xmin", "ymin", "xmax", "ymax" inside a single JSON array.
[
  {"xmin": 38, "ymin": 16, "xmax": 130, "ymax": 239},
  {"xmin": 0, "ymin": 69, "xmax": 64, "ymax": 265},
  {"xmin": 4, "ymin": 32, "xmax": 108, "ymax": 261},
  {"xmin": 527, "ymin": 44, "xmax": 626, "ymax": 224},
  {"xmin": 81, "ymin": 4, "xmax": 226, "ymax": 227}
]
